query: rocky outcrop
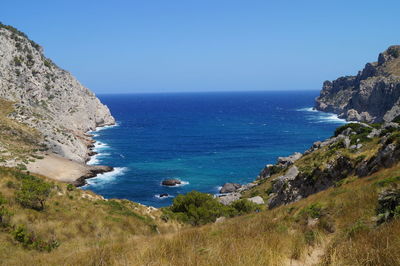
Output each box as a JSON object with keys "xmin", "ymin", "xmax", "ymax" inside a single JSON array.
[
  {"xmin": 247, "ymin": 196, "xmax": 264, "ymax": 205},
  {"xmin": 220, "ymin": 183, "xmax": 242, "ymax": 193},
  {"xmin": 257, "ymin": 152, "xmax": 302, "ymax": 180},
  {"xmin": 73, "ymin": 165, "xmax": 114, "ymax": 187},
  {"xmin": 268, "ymin": 157, "xmax": 353, "ymax": 209},
  {"xmin": 315, "ymin": 45, "xmax": 400, "ymax": 123},
  {"xmin": 162, "ymin": 179, "xmax": 181, "ymax": 186},
  {"xmin": 218, "ymin": 193, "xmax": 241, "ymax": 205},
  {"xmin": 0, "ymin": 23, "xmax": 115, "ymax": 163},
  {"xmin": 376, "ymin": 188, "xmax": 400, "ymax": 224}
]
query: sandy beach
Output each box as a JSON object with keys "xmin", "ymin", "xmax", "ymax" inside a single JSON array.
[{"xmin": 27, "ymin": 153, "xmax": 112, "ymax": 185}]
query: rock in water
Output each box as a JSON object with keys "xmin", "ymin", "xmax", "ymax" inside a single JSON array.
[
  {"xmin": 162, "ymin": 179, "xmax": 181, "ymax": 186},
  {"xmin": 159, "ymin": 193, "xmax": 169, "ymax": 198},
  {"xmin": 0, "ymin": 23, "xmax": 115, "ymax": 163},
  {"xmin": 220, "ymin": 183, "xmax": 242, "ymax": 193}
]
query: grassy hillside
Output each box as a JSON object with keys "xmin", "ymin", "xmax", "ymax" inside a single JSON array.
[
  {"xmin": 0, "ymin": 98, "xmax": 399, "ymax": 265},
  {"xmin": 0, "ymin": 135, "xmax": 398, "ymax": 265},
  {"xmin": 0, "ymin": 99, "xmax": 44, "ymax": 168},
  {"xmin": 1, "ymin": 163, "xmax": 397, "ymax": 265},
  {"xmin": 0, "ymin": 167, "xmax": 179, "ymax": 265}
]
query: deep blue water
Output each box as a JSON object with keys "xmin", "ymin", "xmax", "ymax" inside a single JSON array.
[{"xmin": 83, "ymin": 91, "xmax": 346, "ymax": 207}]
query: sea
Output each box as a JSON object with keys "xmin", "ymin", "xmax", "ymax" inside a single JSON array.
[{"xmin": 83, "ymin": 90, "xmax": 346, "ymax": 207}]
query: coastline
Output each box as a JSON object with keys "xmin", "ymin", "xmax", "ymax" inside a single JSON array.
[{"xmin": 27, "ymin": 122, "xmax": 117, "ymax": 187}]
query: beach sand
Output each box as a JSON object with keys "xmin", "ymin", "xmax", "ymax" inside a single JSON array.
[{"xmin": 27, "ymin": 154, "xmax": 90, "ymax": 183}]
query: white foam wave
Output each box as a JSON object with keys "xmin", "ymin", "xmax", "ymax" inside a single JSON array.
[
  {"xmin": 94, "ymin": 142, "xmax": 109, "ymax": 150},
  {"xmin": 94, "ymin": 123, "xmax": 119, "ymax": 132},
  {"xmin": 297, "ymin": 107, "xmax": 318, "ymax": 112},
  {"xmin": 85, "ymin": 167, "xmax": 128, "ymax": 186},
  {"xmin": 87, "ymin": 154, "xmax": 100, "ymax": 165},
  {"xmin": 298, "ymin": 106, "xmax": 348, "ymax": 124}
]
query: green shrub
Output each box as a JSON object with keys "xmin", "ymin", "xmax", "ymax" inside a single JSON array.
[
  {"xmin": 299, "ymin": 203, "xmax": 324, "ymax": 219},
  {"xmin": 15, "ymin": 176, "xmax": 52, "ymax": 210},
  {"xmin": 231, "ymin": 199, "xmax": 259, "ymax": 215},
  {"xmin": 66, "ymin": 183, "xmax": 74, "ymax": 191},
  {"xmin": 334, "ymin": 123, "xmax": 372, "ymax": 137},
  {"xmin": 168, "ymin": 191, "xmax": 232, "ymax": 226},
  {"xmin": 11, "ymin": 225, "xmax": 59, "ymax": 251}
]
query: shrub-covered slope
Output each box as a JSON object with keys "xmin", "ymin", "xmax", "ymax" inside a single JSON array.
[{"xmin": 1, "ymin": 122, "xmax": 400, "ymax": 265}]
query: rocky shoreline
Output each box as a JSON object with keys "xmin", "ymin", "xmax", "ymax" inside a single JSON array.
[{"xmin": 315, "ymin": 45, "xmax": 400, "ymax": 123}]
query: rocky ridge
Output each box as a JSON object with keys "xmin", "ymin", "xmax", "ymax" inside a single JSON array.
[
  {"xmin": 0, "ymin": 23, "xmax": 115, "ymax": 164},
  {"xmin": 315, "ymin": 45, "xmax": 400, "ymax": 123},
  {"xmin": 218, "ymin": 120, "xmax": 400, "ymax": 209}
]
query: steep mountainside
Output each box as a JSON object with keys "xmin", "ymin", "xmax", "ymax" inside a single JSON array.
[
  {"xmin": 0, "ymin": 23, "xmax": 114, "ymax": 163},
  {"xmin": 315, "ymin": 45, "xmax": 400, "ymax": 123}
]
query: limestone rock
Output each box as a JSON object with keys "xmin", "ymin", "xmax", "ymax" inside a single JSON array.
[
  {"xmin": 220, "ymin": 183, "xmax": 241, "ymax": 193},
  {"xmin": 277, "ymin": 152, "xmax": 302, "ymax": 168},
  {"xmin": 218, "ymin": 193, "xmax": 241, "ymax": 205},
  {"xmin": 315, "ymin": 45, "xmax": 400, "ymax": 123},
  {"xmin": 0, "ymin": 24, "xmax": 115, "ymax": 163},
  {"xmin": 247, "ymin": 196, "xmax": 264, "ymax": 205}
]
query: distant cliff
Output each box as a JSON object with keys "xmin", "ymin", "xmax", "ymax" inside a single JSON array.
[
  {"xmin": 315, "ymin": 45, "xmax": 400, "ymax": 123},
  {"xmin": 0, "ymin": 23, "xmax": 114, "ymax": 163}
]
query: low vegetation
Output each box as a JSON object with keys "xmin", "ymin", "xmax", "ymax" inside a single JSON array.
[
  {"xmin": 0, "ymin": 99, "xmax": 44, "ymax": 165},
  {"xmin": 162, "ymin": 191, "xmax": 260, "ymax": 225}
]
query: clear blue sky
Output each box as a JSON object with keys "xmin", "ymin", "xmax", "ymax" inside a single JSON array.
[{"xmin": 2, "ymin": 1, "xmax": 400, "ymax": 93}]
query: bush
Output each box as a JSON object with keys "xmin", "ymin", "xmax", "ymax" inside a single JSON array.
[
  {"xmin": 231, "ymin": 199, "xmax": 259, "ymax": 215},
  {"xmin": 169, "ymin": 191, "xmax": 232, "ymax": 226},
  {"xmin": 299, "ymin": 203, "xmax": 324, "ymax": 219},
  {"xmin": 0, "ymin": 193, "xmax": 11, "ymax": 226},
  {"xmin": 15, "ymin": 176, "xmax": 52, "ymax": 210},
  {"xmin": 66, "ymin": 184, "xmax": 74, "ymax": 191},
  {"xmin": 334, "ymin": 123, "xmax": 372, "ymax": 137},
  {"xmin": 11, "ymin": 225, "xmax": 59, "ymax": 251}
]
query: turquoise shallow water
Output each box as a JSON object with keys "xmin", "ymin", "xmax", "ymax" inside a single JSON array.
[{"xmin": 82, "ymin": 91, "xmax": 346, "ymax": 207}]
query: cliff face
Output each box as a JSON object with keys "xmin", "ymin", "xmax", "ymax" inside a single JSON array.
[
  {"xmin": 315, "ymin": 45, "xmax": 400, "ymax": 123},
  {"xmin": 0, "ymin": 24, "xmax": 115, "ymax": 163}
]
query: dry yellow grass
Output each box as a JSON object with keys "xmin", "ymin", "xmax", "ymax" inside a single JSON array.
[
  {"xmin": 0, "ymin": 162, "xmax": 397, "ymax": 265},
  {"xmin": 0, "ymin": 99, "xmax": 43, "ymax": 164}
]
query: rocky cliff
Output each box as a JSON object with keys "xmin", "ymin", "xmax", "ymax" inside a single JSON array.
[
  {"xmin": 0, "ymin": 23, "xmax": 115, "ymax": 163},
  {"xmin": 315, "ymin": 45, "xmax": 400, "ymax": 123}
]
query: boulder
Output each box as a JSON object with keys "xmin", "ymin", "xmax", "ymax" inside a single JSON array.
[
  {"xmin": 247, "ymin": 196, "xmax": 264, "ymax": 205},
  {"xmin": 376, "ymin": 189, "xmax": 400, "ymax": 224},
  {"xmin": 218, "ymin": 193, "xmax": 241, "ymax": 205},
  {"xmin": 159, "ymin": 193, "xmax": 169, "ymax": 198},
  {"xmin": 277, "ymin": 152, "xmax": 302, "ymax": 168},
  {"xmin": 162, "ymin": 179, "xmax": 181, "ymax": 186},
  {"xmin": 220, "ymin": 183, "xmax": 241, "ymax": 193}
]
